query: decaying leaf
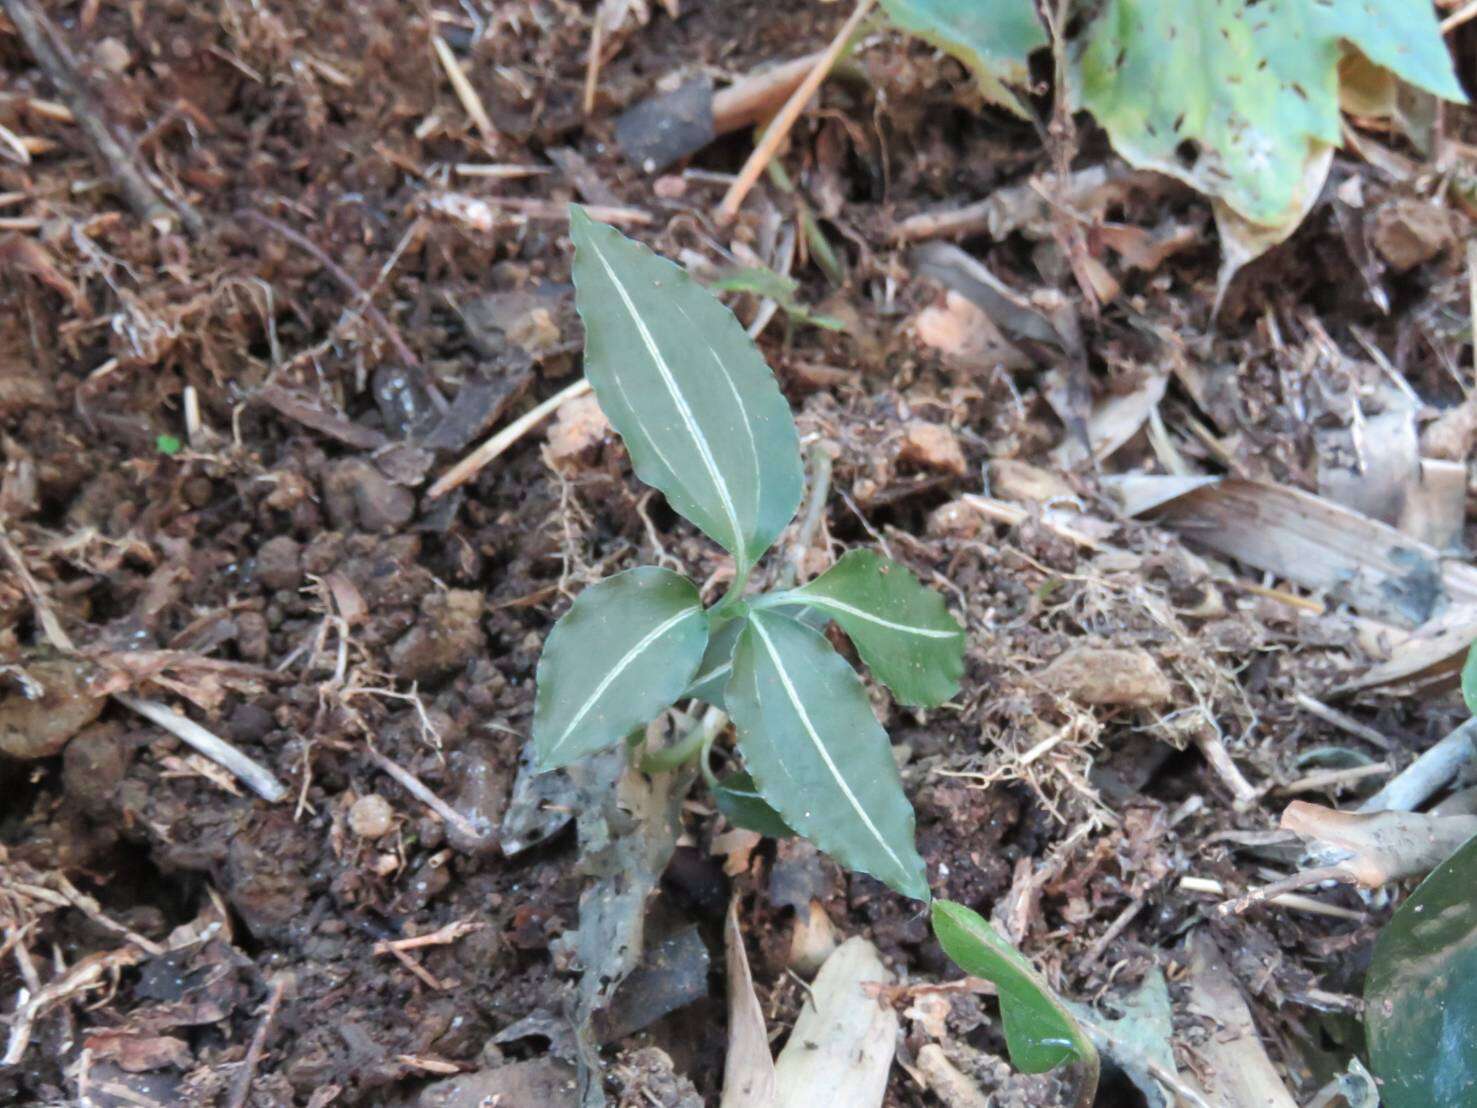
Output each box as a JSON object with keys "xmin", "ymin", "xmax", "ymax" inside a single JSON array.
[
  {"xmin": 721, "ymin": 898, "xmax": 776, "ymax": 1108},
  {"xmin": 773, "ymin": 937, "xmax": 898, "ymax": 1108},
  {"xmin": 1280, "ymin": 800, "xmax": 1477, "ymax": 886}
]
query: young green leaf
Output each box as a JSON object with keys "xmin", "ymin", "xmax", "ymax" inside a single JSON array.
[
  {"xmin": 1365, "ymin": 831, "xmax": 1477, "ymax": 1108},
  {"xmin": 1462, "ymin": 641, "xmax": 1477, "ymax": 716},
  {"xmin": 878, "ymin": 0, "xmax": 1045, "ymax": 119},
  {"xmin": 765, "ymin": 549, "xmax": 965, "ymax": 708},
  {"xmin": 533, "ymin": 567, "xmax": 709, "ymax": 770},
  {"xmin": 1073, "ymin": 0, "xmax": 1464, "ymax": 227},
  {"xmin": 932, "ymin": 900, "xmax": 1100, "ymax": 1089},
  {"xmin": 713, "ymin": 770, "xmax": 795, "ymax": 839},
  {"xmin": 569, "ymin": 207, "xmax": 803, "ymax": 573},
  {"xmin": 726, "ymin": 609, "xmax": 929, "ymax": 900}
]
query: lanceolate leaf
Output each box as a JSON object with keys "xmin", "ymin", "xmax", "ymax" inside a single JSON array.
[
  {"xmin": 932, "ymin": 900, "xmax": 1100, "ymax": 1090},
  {"xmin": 533, "ymin": 567, "xmax": 709, "ymax": 770},
  {"xmin": 726, "ymin": 610, "xmax": 928, "ymax": 900},
  {"xmin": 770, "ymin": 549, "xmax": 965, "ymax": 708},
  {"xmin": 879, "ymin": 0, "xmax": 1045, "ymax": 119},
  {"xmin": 1365, "ymin": 831, "xmax": 1477, "ymax": 1108},
  {"xmin": 1073, "ymin": 0, "xmax": 1464, "ymax": 227},
  {"xmin": 713, "ymin": 770, "xmax": 795, "ymax": 839},
  {"xmin": 569, "ymin": 207, "xmax": 803, "ymax": 572}
]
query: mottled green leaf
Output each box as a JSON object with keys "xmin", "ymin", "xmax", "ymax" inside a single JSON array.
[
  {"xmin": 534, "ymin": 567, "xmax": 709, "ymax": 769},
  {"xmin": 1365, "ymin": 831, "xmax": 1477, "ymax": 1108},
  {"xmin": 713, "ymin": 770, "xmax": 795, "ymax": 838},
  {"xmin": 1073, "ymin": 0, "xmax": 1464, "ymax": 226},
  {"xmin": 570, "ymin": 207, "xmax": 803, "ymax": 572},
  {"xmin": 932, "ymin": 900, "xmax": 1100, "ymax": 1088},
  {"xmin": 726, "ymin": 609, "xmax": 928, "ymax": 900},
  {"xmin": 767, "ymin": 549, "xmax": 965, "ymax": 708},
  {"xmin": 880, "ymin": 0, "xmax": 1045, "ymax": 118},
  {"xmin": 1462, "ymin": 641, "xmax": 1477, "ymax": 716}
]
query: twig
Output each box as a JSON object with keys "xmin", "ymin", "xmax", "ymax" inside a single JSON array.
[
  {"xmin": 2, "ymin": 947, "xmax": 143, "ymax": 1066},
  {"xmin": 13, "ymin": 876, "xmax": 165, "ymax": 957},
  {"xmin": 1080, "ymin": 896, "xmax": 1144, "ymax": 969},
  {"xmin": 1357, "ymin": 716, "xmax": 1477, "ymax": 813},
  {"xmin": 1279, "ymin": 761, "xmax": 1391, "ymax": 796},
  {"xmin": 430, "ymin": 32, "xmax": 498, "ymax": 147},
  {"xmin": 365, "ymin": 746, "xmax": 493, "ymax": 847},
  {"xmin": 373, "ymin": 918, "xmax": 485, "ymax": 954},
  {"xmin": 116, "ymin": 693, "xmax": 288, "ymax": 803},
  {"xmin": 382, "ymin": 944, "xmax": 447, "ymax": 990},
  {"xmin": 226, "ymin": 974, "xmax": 290, "ymax": 1108},
  {"xmin": 1, "ymin": 0, "xmax": 202, "ymax": 234},
  {"xmin": 427, "ymin": 378, "xmax": 592, "ymax": 499},
  {"xmin": 717, "ymin": 0, "xmax": 874, "ymax": 222},
  {"xmin": 236, "ymin": 209, "xmax": 419, "ymax": 366},
  {"xmin": 1294, "ymin": 692, "xmax": 1393, "ymax": 751},
  {"xmin": 1193, "ymin": 728, "xmax": 1261, "ymax": 809},
  {"xmin": 1217, "ymin": 865, "xmax": 1354, "ymax": 918},
  {"xmin": 1179, "ymin": 876, "xmax": 1362, "ymax": 921},
  {"xmin": 784, "ymin": 445, "xmax": 833, "ymax": 587}
]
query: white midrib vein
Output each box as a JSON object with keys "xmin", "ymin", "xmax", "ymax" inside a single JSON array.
[
  {"xmin": 784, "ymin": 594, "xmax": 962, "ymax": 639},
  {"xmin": 547, "ymin": 607, "xmax": 698, "ymax": 758},
  {"xmin": 589, "ymin": 239, "xmax": 746, "ymax": 555},
  {"xmin": 751, "ymin": 616, "xmax": 908, "ymax": 877}
]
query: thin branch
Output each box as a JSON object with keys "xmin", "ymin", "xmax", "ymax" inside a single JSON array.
[
  {"xmin": 427, "ymin": 378, "xmax": 592, "ymax": 499},
  {"xmin": 116, "ymin": 694, "xmax": 288, "ymax": 803}
]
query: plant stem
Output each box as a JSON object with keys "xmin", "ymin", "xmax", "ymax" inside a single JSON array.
[{"xmin": 639, "ymin": 707, "xmax": 726, "ymax": 775}]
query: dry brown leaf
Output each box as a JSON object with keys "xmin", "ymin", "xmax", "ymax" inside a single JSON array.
[
  {"xmin": 1281, "ymin": 800, "xmax": 1477, "ymax": 886},
  {"xmin": 721, "ymin": 896, "xmax": 776, "ymax": 1108}
]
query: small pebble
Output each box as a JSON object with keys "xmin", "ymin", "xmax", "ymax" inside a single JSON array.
[{"xmin": 348, "ymin": 793, "xmax": 395, "ymax": 838}]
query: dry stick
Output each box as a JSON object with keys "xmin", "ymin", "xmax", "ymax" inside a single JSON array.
[
  {"xmin": 1, "ymin": 0, "xmax": 202, "ymax": 234},
  {"xmin": 365, "ymin": 746, "xmax": 492, "ymax": 847},
  {"xmin": 1279, "ymin": 761, "xmax": 1391, "ymax": 796},
  {"xmin": 373, "ymin": 918, "xmax": 485, "ymax": 954},
  {"xmin": 427, "ymin": 378, "xmax": 592, "ymax": 499},
  {"xmin": 226, "ymin": 973, "xmax": 290, "ymax": 1108},
  {"xmin": 1218, "ymin": 865, "xmax": 1352, "ymax": 918},
  {"xmin": 1442, "ymin": 0, "xmax": 1477, "ymax": 32},
  {"xmin": 430, "ymin": 32, "xmax": 498, "ymax": 147},
  {"xmin": 236, "ymin": 209, "xmax": 419, "ymax": 366},
  {"xmin": 716, "ymin": 0, "xmax": 875, "ymax": 222},
  {"xmin": 1294, "ymin": 692, "xmax": 1393, "ymax": 752},
  {"xmin": 1179, "ymin": 876, "xmax": 1363, "ymax": 921},
  {"xmin": 1357, "ymin": 716, "xmax": 1477, "ymax": 814},
  {"xmin": 117, "ymin": 694, "xmax": 289, "ymax": 803}
]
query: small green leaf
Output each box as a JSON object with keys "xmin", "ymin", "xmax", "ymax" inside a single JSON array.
[
  {"xmin": 713, "ymin": 770, "xmax": 795, "ymax": 838},
  {"xmin": 533, "ymin": 567, "xmax": 709, "ymax": 769},
  {"xmin": 932, "ymin": 900, "xmax": 1100, "ymax": 1086},
  {"xmin": 1462, "ymin": 641, "xmax": 1477, "ymax": 716},
  {"xmin": 768, "ymin": 550, "xmax": 965, "ymax": 708},
  {"xmin": 710, "ymin": 266, "xmax": 846, "ymax": 331},
  {"xmin": 569, "ymin": 207, "xmax": 803, "ymax": 573},
  {"xmin": 1365, "ymin": 831, "xmax": 1477, "ymax": 1107},
  {"xmin": 156, "ymin": 434, "xmax": 183, "ymax": 456},
  {"xmin": 726, "ymin": 609, "xmax": 928, "ymax": 900},
  {"xmin": 1073, "ymin": 0, "xmax": 1464, "ymax": 227},
  {"xmin": 879, "ymin": 0, "xmax": 1046, "ymax": 119}
]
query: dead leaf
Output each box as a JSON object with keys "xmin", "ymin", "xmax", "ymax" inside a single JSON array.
[
  {"xmin": 721, "ymin": 897, "xmax": 777, "ymax": 1108},
  {"xmin": 773, "ymin": 937, "xmax": 897, "ymax": 1108},
  {"xmin": 82, "ymin": 1030, "xmax": 191, "ymax": 1073},
  {"xmin": 1280, "ymin": 800, "xmax": 1477, "ymax": 886}
]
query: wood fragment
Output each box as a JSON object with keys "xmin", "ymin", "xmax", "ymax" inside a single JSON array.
[
  {"xmin": 365, "ymin": 746, "xmax": 493, "ymax": 847},
  {"xmin": 717, "ymin": 0, "xmax": 874, "ymax": 222},
  {"xmin": 1293, "ymin": 693, "xmax": 1393, "ymax": 751},
  {"xmin": 428, "ymin": 378, "xmax": 592, "ymax": 499},
  {"xmin": 713, "ymin": 53, "xmax": 825, "ymax": 133},
  {"xmin": 373, "ymin": 918, "xmax": 485, "ymax": 954},
  {"xmin": 1357, "ymin": 716, "xmax": 1477, "ymax": 813}
]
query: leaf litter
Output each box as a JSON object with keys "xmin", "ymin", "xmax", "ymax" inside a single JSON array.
[{"xmin": 0, "ymin": 0, "xmax": 1475, "ymax": 1105}]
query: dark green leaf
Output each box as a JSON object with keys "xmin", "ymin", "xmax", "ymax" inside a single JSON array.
[
  {"xmin": 768, "ymin": 550, "xmax": 965, "ymax": 708},
  {"xmin": 1365, "ymin": 831, "xmax": 1477, "ymax": 1107},
  {"xmin": 533, "ymin": 567, "xmax": 709, "ymax": 769},
  {"xmin": 932, "ymin": 900, "xmax": 1100, "ymax": 1085},
  {"xmin": 1462, "ymin": 641, "xmax": 1477, "ymax": 716},
  {"xmin": 879, "ymin": 0, "xmax": 1045, "ymax": 119},
  {"xmin": 713, "ymin": 770, "xmax": 794, "ymax": 838},
  {"xmin": 683, "ymin": 616, "xmax": 745, "ymax": 708},
  {"xmin": 570, "ymin": 207, "xmax": 803, "ymax": 572},
  {"xmin": 726, "ymin": 610, "xmax": 928, "ymax": 900}
]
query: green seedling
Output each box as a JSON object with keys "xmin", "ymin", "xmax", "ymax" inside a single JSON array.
[{"xmin": 533, "ymin": 208, "xmax": 1094, "ymax": 1089}]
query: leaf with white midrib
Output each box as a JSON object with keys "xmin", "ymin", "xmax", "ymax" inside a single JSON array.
[
  {"xmin": 726, "ymin": 609, "xmax": 928, "ymax": 900},
  {"xmin": 569, "ymin": 207, "xmax": 802, "ymax": 570},
  {"xmin": 771, "ymin": 549, "xmax": 965, "ymax": 708},
  {"xmin": 533, "ymin": 567, "xmax": 709, "ymax": 769}
]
